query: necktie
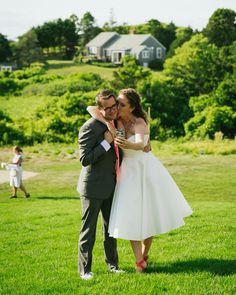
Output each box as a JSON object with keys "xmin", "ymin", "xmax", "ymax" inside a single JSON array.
[{"xmin": 111, "ymin": 120, "xmax": 120, "ymax": 180}]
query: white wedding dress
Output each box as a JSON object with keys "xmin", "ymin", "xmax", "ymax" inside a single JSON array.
[{"xmin": 108, "ymin": 135, "xmax": 193, "ymax": 240}]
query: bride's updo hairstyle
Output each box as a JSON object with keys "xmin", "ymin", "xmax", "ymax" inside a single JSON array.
[{"xmin": 119, "ymin": 88, "xmax": 147, "ymax": 123}]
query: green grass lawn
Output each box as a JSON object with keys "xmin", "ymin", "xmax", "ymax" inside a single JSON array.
[
  {"xmin": 46, "ymin": 60, "xmax": 115, "ymax": 80},
  {"xmin": 0, "ymin": 145, "xmax": 235, "ymax": 295}
]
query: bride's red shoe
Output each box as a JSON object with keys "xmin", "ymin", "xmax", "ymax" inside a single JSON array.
[{"xmin": 135, "ymin": 258, "xmax": 147, "ymax": 272}]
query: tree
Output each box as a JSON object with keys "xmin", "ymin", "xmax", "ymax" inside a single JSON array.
[
  {"xmin": 147, "ymin": 19, "xmax": 161, "ymax": 36},
  {"xmin": 0, "ymin": 33, "xmax": 12, "ymax": 62},
  {"xmin": 103, "ymin": 22, "xmax": 130, "ymax": 34},
  {"xmin": 138, "ymin": 76, "xmax": 190, "ymax": 137},
  {"xmin": 111, "ymin": 55, "xmax": 151, "ymax": 89},
  {"xmin": 13, "ymin": 30, "xmax": 45, "ymax": 67},
  {"xmin": 0, "ymin": 110, "xmax": 26, "ymax": 145},
  {"xmin": 164, "ymin": 34, "xmax": 225, "ymax": 97},
  {"xmin": 219, "ymin": 41, "xmax": 236, "ymax": 75},
  {"xmin": 79, "ymin": 12, "xmax": 102, "ymax": 47},
  {"xmin": 184, "ymin": 105, "xmax": 236, "ymax": 139},
  {"xmin": 35, "ymin": 16, "xmax": 79, "ymax": 58},
  {"xmin": 35, "ymin": 22, "xmax": 59, "ymax": 50},
  {"xmin": 214, "ymin": 74, "xmax": 236, "ymax": 111},
  {"xmin": 184, "ymin": 74, "xmax": 236, "ymax": 139},
  {"xmin": 60, "ymin": 18, "xmax": 79, "ymax": 58},
  {"xmin": 203, "ymin": 8, "xmax": 236, "ymax": 47},
  {"xmin": 113, "ymin": 25, "xmax": 130, "ymax": 34},
  {"xmin": 147, "ymin": 19, "xmax": 176, "ymax": 51},
  {"xmin": 162, "ymin": 22, "xmax": 177, "ymax": 51},
  {"xmin": 167, "ymin": 27, "xmax": 194, "ymax": 57}
]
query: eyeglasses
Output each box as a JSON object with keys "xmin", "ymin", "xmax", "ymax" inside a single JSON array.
[{"xmin": 102, "ymin": 102, "xmax": 118, "ymax": 112}]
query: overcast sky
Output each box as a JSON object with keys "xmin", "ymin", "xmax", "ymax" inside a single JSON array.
[{"xmin": 0, "ymin": 0, "xmax": 236, "ymax": 40}]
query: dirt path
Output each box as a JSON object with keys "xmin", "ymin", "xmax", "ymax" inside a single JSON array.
[{"xmin": 0, "ymin": 171, "xmax": 38, "ymax": 184}]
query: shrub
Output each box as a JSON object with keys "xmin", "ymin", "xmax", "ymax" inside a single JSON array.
[
  {"xmin": 0, "ymin": 110, "xmax": 26, "ymax": 145},
  {"xmin": 27, "ymin": 91, "xmax": 97, "ymax": 143},
  {"xmin": 184, "ymin": 105, "xmax": 236, "ymax": 139},
  {"xmin": 148, "ymin": 59, "xmax": 164, "ymax": 70},
  {"xmin": 150, "ymin": 118, "xmax": 166, "ymax": 140},
  {"xmin": 11, "ymin": 63, "xmax": 46, "ymax": 80},
  {"xmin": 0, "ymin": 78, "xmax": 23, "ymax": 96},
  {"xmin": 22, "ymin": 73, "xmax": 104, "ymax": 97},
  {"xmin": 88, "ymin": 60, "xmax": 118, "ymax": 68}
]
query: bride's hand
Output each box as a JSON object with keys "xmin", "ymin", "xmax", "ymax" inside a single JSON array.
[
  {"xmin": 114, "ymin": 137, "xmax": 130, "ymax": 149},
  {"xmin": 106, "ymin": 121, "xmax": 116, "ymax": 138}
]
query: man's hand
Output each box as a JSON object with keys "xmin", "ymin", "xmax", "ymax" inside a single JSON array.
[{"xmin": 104, "ymin": 131, "xmax": 114, "ymax": 144}]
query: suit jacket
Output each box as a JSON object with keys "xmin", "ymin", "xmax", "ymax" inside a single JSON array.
[{"xmin": 77, "ymin": 118, "xmax": 117, "ymax": 199}]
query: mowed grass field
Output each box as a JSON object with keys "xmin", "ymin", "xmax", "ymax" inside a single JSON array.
[
  {"xmin": 0, "ymin": 143, "xmax": 235, "ymax": 295},
  {"xmin": 46, "ymin": 60, "xmax": 116, "ymax": 79}
]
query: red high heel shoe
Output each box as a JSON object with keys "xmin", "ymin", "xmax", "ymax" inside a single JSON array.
[{"xmin": 135, "ymin": 258, "xmax": 147, "ymax": 272}]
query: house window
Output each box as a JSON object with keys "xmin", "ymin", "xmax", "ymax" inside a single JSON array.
[
  {"xmin": 142, "ymin": 51, "xmax": 150, "ymax": 59},
  {"xmin": 156, "ymin": 48, "xmax": 162, "ymax": 59},
  {"xmin": 0, "ymin": 66, "xmax": 12, "ymax": 71},
  {"xmin": 89, "ymin": 47, "xmax": 97, "ymax": 54}
]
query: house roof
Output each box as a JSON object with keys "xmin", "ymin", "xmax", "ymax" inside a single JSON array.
[
  {"xmin": 86, "ymin": 32, "xmax": 166, "ymax": 52},
  {"xmin": 105, "ymin": 34, "xmax": 151, "ymax": 51},
  {"xmin": 86, "ymin": 32, "xmax": 119, "ymax": 47},
  {"xmin": 130, "ymin": 45, "xmax": 147, "ymax": 55}
]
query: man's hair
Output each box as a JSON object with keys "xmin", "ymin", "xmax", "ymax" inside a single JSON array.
[{"xmin": 96, "ymin": 90, "xmax": 115, "ymax": 108}]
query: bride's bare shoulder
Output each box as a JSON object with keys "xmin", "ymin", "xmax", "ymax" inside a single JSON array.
[
  {"xmin": 134, "ymin": 117, "xmax": 149, "ymax": 133},
  {"xmin": 135, "ymin": 117, "xmax": 147, "ymax": 127}
]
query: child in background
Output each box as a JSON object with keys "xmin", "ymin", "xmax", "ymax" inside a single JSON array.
[{"xmin": 1, "ymin": 146, "xmax": 30, "ymax": 199}]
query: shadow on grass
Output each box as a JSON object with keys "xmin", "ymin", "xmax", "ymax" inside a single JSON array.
[
  {"xmin": 125, "ymin": 259, "xmax": 236, "ymax": 276},
  {"xmin": 36, "ymin": 196, "xmax": 79, "ymax": 200},
  {"xmin": 143, "ymin": 258, "xmax": 236, "ymax": 276}
]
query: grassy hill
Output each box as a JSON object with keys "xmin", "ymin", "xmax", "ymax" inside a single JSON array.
[
  {"xmin": 0, "ymin": 61, "xmax": 115, "ymax": 121},
  {"xmin": 0, "ymin": 60, "xmax": 161, "ymax": 121},
  {"xmin": 46, "ymin": 60, "xmax": 116, "ymax": 79}
]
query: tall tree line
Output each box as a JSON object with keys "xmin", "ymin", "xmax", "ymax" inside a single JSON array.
[{"xmin": 0, "ymin": 8, "xmax": 235, "ymax": 67}]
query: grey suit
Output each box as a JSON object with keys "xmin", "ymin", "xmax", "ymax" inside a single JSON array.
[{"xmin": 77, "ymin": 118, "xmax": 118, "ymax": 275}]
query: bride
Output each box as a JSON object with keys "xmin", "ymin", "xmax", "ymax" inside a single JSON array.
[{"xmin": 87, "ymin": 88, "xmax": 193, "ymax": 272}]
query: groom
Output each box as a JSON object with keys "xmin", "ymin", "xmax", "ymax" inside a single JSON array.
[{"xmin": 77, "ymin": 90, "xmax": 122, "ymax": 280}]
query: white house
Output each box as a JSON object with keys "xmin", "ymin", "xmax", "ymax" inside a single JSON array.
[{"xmin": 86, "ymin": 32, "xmax": 166, "ymax": 67}]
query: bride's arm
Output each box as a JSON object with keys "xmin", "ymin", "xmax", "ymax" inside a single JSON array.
[
  {"xmin": 87, "ymin": 106, "xmax": 107, "ymax": 125},
  {"xmin": 87, "ymin": 106, "xmax": 116, "ymax": 137}
]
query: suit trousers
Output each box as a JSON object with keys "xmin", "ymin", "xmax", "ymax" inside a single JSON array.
[{"xmin": 78, "ymin": 195, "xmax": 118, "ymax": 275}]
